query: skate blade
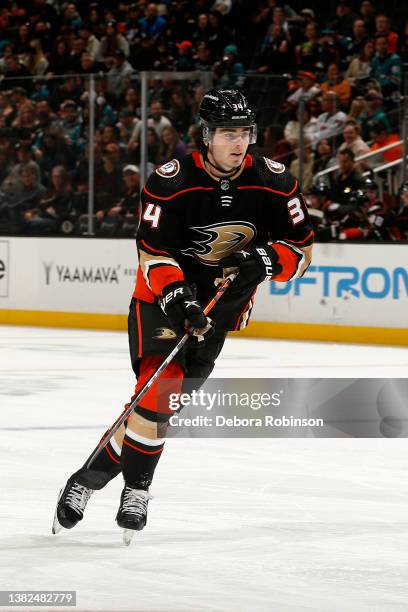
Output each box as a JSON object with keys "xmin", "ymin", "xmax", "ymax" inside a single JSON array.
[
  {"xmin": 123, "ymin": 529, "xmax": 135, "ymax": 546},
  {"xmin": 52, "ymin": 489, "xmax": 63, "ymax": 534}
]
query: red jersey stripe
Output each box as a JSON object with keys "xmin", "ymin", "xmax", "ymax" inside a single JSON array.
[
  {"xmin": 144, "ymin": 185, "xmax": 214, "ymax": 201},
  {"xmin": 237, "ymin": 180, "xmax": 298, "ymax": 197}
]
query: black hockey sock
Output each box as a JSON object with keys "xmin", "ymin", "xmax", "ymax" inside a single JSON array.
[
  {"xmin": 121, "ymin": 428, "xmax": 165, "ymax": 490},
  {"xmin": 88, "ymin": 438, "xmax": 122, "ymax": 481}
]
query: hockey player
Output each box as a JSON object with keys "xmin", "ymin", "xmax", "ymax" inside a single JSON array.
[{"xmin": 53, "ymin": 88, "xmax": 313, "ymax": 539}]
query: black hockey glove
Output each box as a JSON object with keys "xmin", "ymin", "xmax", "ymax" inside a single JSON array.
[
  {"xmin": 220, "ymin": 244, "xmax": 281, "ymax": 293},
  {"xmin": 160, "ymin": 281, "xmax": 214, "ymax": 340}
]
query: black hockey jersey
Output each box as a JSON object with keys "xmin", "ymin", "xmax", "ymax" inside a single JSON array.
[{"xmin": 134, "ymin": 151, "xmax": 313, "ymax": 331}]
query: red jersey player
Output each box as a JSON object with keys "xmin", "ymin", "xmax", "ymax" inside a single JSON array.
[{"xmin": 52, "ymin": 88, "xmax": 313, "ymax": 540}]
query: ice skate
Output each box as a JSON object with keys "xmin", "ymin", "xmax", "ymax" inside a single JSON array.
[
  {"xmin": 116, "ymin": 486, "xmax": 152, "ymax": 544},
  {"xmin": 52, "ymin": 476, "xmax": 94, "ymax": 534}
]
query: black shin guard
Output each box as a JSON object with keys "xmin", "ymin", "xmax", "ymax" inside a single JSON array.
[{"xmin": 121, "ymin": 430, "xmax": 165, "ymax": 490}]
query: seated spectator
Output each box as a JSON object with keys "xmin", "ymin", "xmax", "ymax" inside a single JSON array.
[
  {"xmin": 289, "ymin": 137, "xmax": 314, "ymax": 193},
  {"xmin": 24, "ymin": 39, "xmax": 49, "ymax": 76},
  {"xmin": 262, "ymin": 125, "xmax": 294, "ymax": 166},
  {"xmin": 168, "ymin": 88, "xmax": 193, "ymax": 135},
  {"xmin": 139, "ymin": 4, "xmax": 167, "ymax": 41},
  {"xmin": 79, "ymin": 22, "xmax": 101, "ymax": 60},
  {"xmin": 24, "ymin": 165, "xmax": 74, "ymax": 235},
  {"xmin": 312, "ymin": 138, "xmax": 337, "ymax": 176},
  {"xmin": 96, "ymin": 164, "xmax": 140, "ymax": 237},
  {"xmin": 11, "ymin": 102, "xmax": 39, "ymax": 131},
  {"xmin": 36, "ymin": 127, "xmax": 76, "ymax": 183},
  {"xmin": 345, "ymin": 39, "xmax": 375, "ymax": 87},
  {"xmin": 128, "ymin": 100, "xmax": 171, "ymax": 150},
  {"xmin": 349, "ymin": 18, "xmax": 368, "ymax": 55},
  {"xmin": 94, "ymin": 155, "xmax": 123, "ymax": 210},
  {"xmin": 319, "ymin": 63, "xmax": 351, "ymax": 108},
  {"xmin": 329, "ymin": 148, "xmax": 363, "ymax": 202},
  {"xmin": 194, "ymin": 42, "xmax": 213, "ymax": 71},
  {"xmin": 330, "ymin": 1, "xmax": 359, "ymax": 36},
  {"xmin": 98, "ymin": 20, "xmax": 130, "ymax": 66},
  {"xmin": 0, "ymin": 164, "xmax": 47, "ymax": 233},
  {"xmin": 1, "ymin": 56, "xmax": 32, "ymax": 92},
  {"xmin": 67, "ymin": 36, "xmax": 87, "ymax": 74},
  {"xmin": 357, "ymin": 89, "xmax": 390, "ymax": 140},
  {"xmin": 287, "ymin": 71, "xmax": 320, "ymax": 106},
  {"xmin": 294, "ymin": 21, "xmax": 321, "ymax": 71},
  {"xmin": 284, "ymin": 105, "xmax": 317, "ymax": 147},
  {"xmin": 158, "ymin": 126, "xmax": 187, "ymax": 164},
  {"xmin": 360, "ymin": 0, "xmax": 376, "ymax": 37},
  {"xmin": 370, "ymin": 35, "xmax": 402, "ymax": 95},
  {"xmin": 122, "ymin": 87, "xmax": 140, "ymax": 115},
  {"xmin": 47, "ymin": 38, "xmax": 73, "ymax": 76},
  {"xmin": 207, "ymin": 11, "xmax": 230, "ymax": 59},
  {"xmin": 56, "ymin": 100, "xmax": 82, "ymax": 147},
  {"xmin": 338, "ymin": 120, "xmax": 370, "ymax": 160},
  {"xmin": 52, "ymin": 75, "xmax": 83, "ymax": 108},
  {"xmin": 374, "ymin": 14, "xmax": 398, "ymax": 54},
  {"xmin": 173, "ymin": 40, "xmax": 195, "ymax": 71},
  {"xmin": 310, "ymin": 91, "xmax": 348, "ymax": 148},
  {"xmin": 106, "ymin": 50, "xmax": 134, "ymax": 99},
  {"xmin": 0, "ymin": 44, "xmax": 14, "ymax": 74},
  {"xmin": 213, "ymin": 44, "xmax": 245, "ymax": 88},
  {"xmin": 5, "ymin": 140, "xmax": 42, "ymax": 186},
  {"xmin": 367, "ymin": 120, "xmax": 402, "ymax": 166},
  {"xmin": 257, "ymin": 24, "xmax": 293, "ymax": 74},
  {"xmin": 117, "ymin": 109, "xmax": 139, "ymax": 145},
  {"xmin": 192, "ymin": 13, "xmax": 211, "ymax": 45}
]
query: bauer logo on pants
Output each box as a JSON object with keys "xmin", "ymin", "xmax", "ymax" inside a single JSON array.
[{"xmin": 0, "ymin": 240, "xmax": 9, "ymax": 297}]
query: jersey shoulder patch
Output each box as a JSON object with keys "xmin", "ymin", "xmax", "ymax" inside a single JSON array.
[
  {"xmin": 144, "ymin": 155, "xmax": 195, "ymax": 200},
  {"xmin": 155, "ymin": 159, "xmax": 180, "ymax": 178},
  {"xmin": 252, "ymin": 155, "xmax": 298, "ymax": 195}
]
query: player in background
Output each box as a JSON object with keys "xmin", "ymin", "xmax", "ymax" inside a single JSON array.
[{"xmin": 53, "ymin": 88, "xmax": 314, "ymax": 538}]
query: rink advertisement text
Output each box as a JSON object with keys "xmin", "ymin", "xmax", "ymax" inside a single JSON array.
[{"xmin": 164, "ymin": 379, "xmax": 408, "ymax": 438}]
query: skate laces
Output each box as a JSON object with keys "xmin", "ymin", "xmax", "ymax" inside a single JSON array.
[
  {"xmin": 121, "ymin": 487, "xmax": 152, "ymax": 516},
  {"xmin": 65, "ymin": 482, "xmax": 93, "ymax": 514}
]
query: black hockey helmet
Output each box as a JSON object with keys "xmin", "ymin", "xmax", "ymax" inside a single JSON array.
[
  {"xmin": 360, "ymin": 176, "xmax": 378, "ymax": 191},
  {"xmin": 199, "ymin": 88, "xmax": 257, "ymax": 144}
]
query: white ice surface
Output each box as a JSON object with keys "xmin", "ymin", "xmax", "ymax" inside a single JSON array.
[{"xmin": 1, "ymin": 326, "xmax": 408, "ymax": 612}]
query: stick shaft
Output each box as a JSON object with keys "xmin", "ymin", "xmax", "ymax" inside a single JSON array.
[{"xmin": 84, "ymin": 273, "xmax": 236, "ymax": 468}]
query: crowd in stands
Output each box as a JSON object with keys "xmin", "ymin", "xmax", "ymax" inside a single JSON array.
[{"xmin": 0, "ymin": 0, "xmax": 406, "ymax": 241}]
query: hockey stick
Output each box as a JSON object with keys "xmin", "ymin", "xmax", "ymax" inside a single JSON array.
[{"xmin": 83, "ymin": 272, "xmax": 237, "ymax": 470}]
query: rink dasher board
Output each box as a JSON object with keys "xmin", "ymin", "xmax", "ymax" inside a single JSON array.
[{"xmin": 0, "ymin": 237, "xmax": 407, "ymax": 345}]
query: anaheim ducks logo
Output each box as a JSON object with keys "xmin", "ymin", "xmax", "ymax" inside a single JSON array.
[
  {"xmin": 181, "ymin": 221, "xmax": 256, "ymax": 265},
  {"xmin": 153, "ymin": 327, "xmax": 178, "ymax": 340},
  {"xmin": 156, "ymin": 159, "xmax": 180, "ymax": 178}
]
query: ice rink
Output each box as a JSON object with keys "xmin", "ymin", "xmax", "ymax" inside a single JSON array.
[{"xmin": 1, "ymin": 325, "xmax": 408, "ymax": 612}]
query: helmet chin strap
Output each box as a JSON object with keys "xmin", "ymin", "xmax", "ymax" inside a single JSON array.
[{"xmin": 203, "ymin": 147, "xmax": 243, "ymax": 177}]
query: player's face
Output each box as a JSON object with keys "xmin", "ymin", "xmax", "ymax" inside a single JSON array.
[{"xmin": 210, "ymin": 128, "xmax": 250, "ymax": 171}]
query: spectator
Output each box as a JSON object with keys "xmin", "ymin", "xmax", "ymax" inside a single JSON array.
[
  {"xmin": 13, "ymin": 24, "xmax": 31, "ymax": 58},
  {"xmin": 5, "ymin": 141, "xmax": 41, "ymax": 186},
  {"xmin": 350, "ymin": 19, "xmax": 368, "ymax": 54},
  {"xmin": 79, "ymin": 22, "xmax": 101, "ymax": 60},
  {"xmin": 0, "ymin": 44, "xmax": 15, "ymax": 74},
  {"xmin": 319, "ymin": 63, "xmax": 351, "ymax": 108},
  {"xmin": 330, "ymin": 0, "xmax": 359, "ymax": 36},
  {"xmin": 61, "ymin": 2, "xmax": 83, "ymax": 32},
  {"xmin": 56, "ymin": 100, "xmax": 82, "ymax": 146},
  {"xmin": 1, "ymin": 56, "xmax": 32, "ymax": 92},
  {"xmin": 139, "ymin": 4, "xmax": 167, "ymax": 41},
  {"xmin": 357, "ymin": 89, "xmax": 391, "ymax": 140},
  {"xmin": 207, "ymin": 11, "xmax": 229, "ymax": 59},
  {"xmin": 338, "ymin": 120, "xmax": 370, "ymax": 159},
  {"xmin": 24, "ymin": 39, "xmax": 49, "ymax": 76},
  {"xmin": 262, "ymin": 125, "xmax": 294, "ymax": 166},
  {"xmin": 24, "ymin": 165, "xmax": 74, "ymax": 235},
  {"xmin": 97, "ymin": 164, "xmax": 140, "ymax": 237},
  {"xmin": 192, "ymin": 13, "xmax": 211, "ymax": 45},
  {"xmin": 94, "ymin": 155, "xmax": 123, "ymax": 210},
  {"xmin": 284, "ymin": 104, "xmax": 317, "ymax": 146},
  {"xmin": 214, "ymin": 44, "xmax": 245, "ymax": 88},
  {"xmin": 158, "ymin": 126, "xmax": 187, "ymax": 163},
  {"xmin": 345, "ymin": 39, "xmax": 375, "ymax": 87},
  {"xmin": 287, "ymin": 71, "xmax": 320, "ymax": 106},
  {"xmin": 312, "ymin": 138, "xmax": 337, "ymax": 176},
  {"xmin": 289, "ymin": 136, "xmax": 314, "ymax": 193},
  {"xmin": 0, "ymin": 164, "xmax": 47, "ymax": 232},
  {"xmin": 68, "ymin": 36, "xmax": 86, "ymax": 74},
  {"xmin": 11, "ymin": 102, "xmax": 38, "ymax": 131},
  {"xmin": 294, "ymin": 21, "xmax": 321, "ymax": 71},
  {"xmin": 311, "ymin": 91, "xmax": 348, "ymax": 148},
  {"xmin": 374, "ymin": 14, "xmax": 398, "ymax": 54},
  {"xmin": 47, "ymin": 38, "xmax": 72, "ymax": 76},
  {"xmin": 117, "ymin": 109, "xmax": 139, "ymax": 145},
  {"xmin": 128, "ymin": 100, "xmax": 171, "ymax": 150},
  {"xmin": 33, "ymin": 99, "xmax": 58, "ymax": 136},
  {"xmin": 359, "ymin": 0, "xmax": 376, "ymax": 37},
  {"xmin": 370, "ymin": 35, "xmax": 402, "ymax": 95},
  {"xmin": 257, "ymin": 24, "xmax": 293, "ymax": 74},
  {"xmin": 98, "ymin": 20, "xmax": 130, "ymax": 65},
  {"xmin": 106, "ymin": 50, "xmax": 134, "ymax": 99},
  {"xmin": 168, "ymin": 88, "xmax": 192, "ymax": 135},
  {"xmin": 173, "ymin": 40, "xmax": 195, "ymax": 71},
  {"xmin": 329, "ymin": 148, "xmax": 362, "ymax": 202},
  {"xmin": 194, "ymin": 42, "xmax": 213, "ymax": 71},
  {"xmin": 36, "ymin": 127, "xmax": 76, "ymax": 181},
  {"xmin": 367, "ymin": 120, "xmax": 402, "ymax": 166}
]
